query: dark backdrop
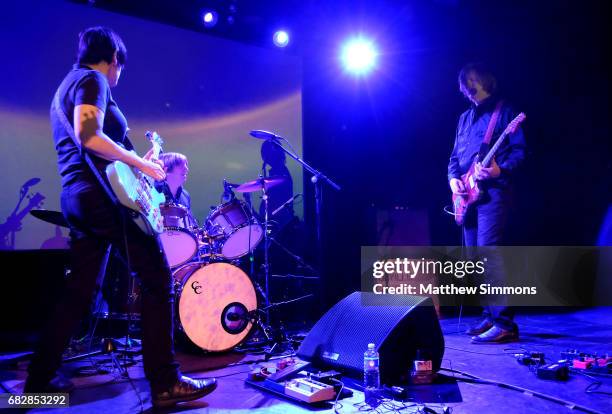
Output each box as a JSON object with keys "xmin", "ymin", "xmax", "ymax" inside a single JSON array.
[{"xmin": 298, "ymin": 0, "xmax": 612, "ymax": 309}]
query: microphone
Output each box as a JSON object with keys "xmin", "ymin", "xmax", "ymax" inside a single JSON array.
[
  {"xmin": 222, "ymin": 179, "xmax": 235, "ymax": 203},
  {"xmin": 22, "ymin": 177, "xmax": 41, "ymax": 189},
  {"xmin": 249, "ymin": 130, "xmax": 280, "ymax": 140},
  {"xmin": 226, "ymin": 310, "xmax": 256, "ymax": 322},
  {"xmin": 226, "ymin": 312, "xmax": 244, "ymax": 322}
]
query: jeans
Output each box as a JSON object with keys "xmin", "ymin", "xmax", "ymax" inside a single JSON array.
[
  {"xmin": 463, "ymin": 187, "xmax": 516, "ymax": 331},
  {"xmin": 27, "ymin": 181, "xmax": 179, "ymax": 391}
]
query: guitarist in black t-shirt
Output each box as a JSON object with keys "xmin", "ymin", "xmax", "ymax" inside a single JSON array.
[{"xmin": 24, "ymin": 27, "xmax": 217, "ymax": 407}]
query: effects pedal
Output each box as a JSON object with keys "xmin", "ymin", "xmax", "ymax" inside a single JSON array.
[
  {"xmin": 309, "ymin": 370, "xmax": 343, "ymax": 393},
  {"xmin": 268, "ymin": 359, "xmax": 311, "ymax": 382},
  {"xmin": 284, "ymin": 377, "xmax": 336, "ymax": 403},
  {"xmin": 572, "ymin": 357, "xmax": 594, "ymax": 370},
  {"xmin": 309, "ymin": 370, "xmax": 342, "ymax": 383},
  {"xmin": 536, "ymin": 363, "xmax": 569, "ymax": 381},
  {"xmin": 516, "ymin": 352, "xmax": 545, "ymax": 366}
]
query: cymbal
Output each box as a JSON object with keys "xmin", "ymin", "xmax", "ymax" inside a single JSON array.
[
  {"xmin": 235, "ymin": 177, "xmax": 286, "ymax": 193},
  {"xmin": 30, "ymin": 209, "xmax": 69, "ymax": 228}
]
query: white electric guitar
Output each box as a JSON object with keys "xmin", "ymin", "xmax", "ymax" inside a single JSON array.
[{"xmin": 106, "ymin": 131, "xmax": 165, "ymax": 235}]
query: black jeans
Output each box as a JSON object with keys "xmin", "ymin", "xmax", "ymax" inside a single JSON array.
[
  {"xmin": 27, "ymin": 182, "xmax": 179, "ymax": 392},
  {"xmin": 463, "ymin": 187, "xmax": 516, "ymax": 331}
]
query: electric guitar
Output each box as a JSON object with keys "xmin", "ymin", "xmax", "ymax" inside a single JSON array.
[
  {"xmin": 452, "ymin": 112, "xmax": 526, "ymax": 225},
  {"xmin": 0, "ymin": 192, "xmax": 45, "ymax": 249},
  {"xmin": 106, "ymin": 131, "xmax": 165, "ymax": 235}
]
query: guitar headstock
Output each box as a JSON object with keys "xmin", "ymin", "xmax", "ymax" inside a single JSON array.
[
  {"xmin": 145, "ymin": 131, "xmax": 164, "ymax": 146},
  {"xmin": 506, "ymin": 112, "xmax": 526, "ymax": 134},
  {"xmin": 26, "ymin": 192, "xmax": 45, "ymax": 210},
  {"xmin": 145, "ymin": 131, "xmax": 164, "ymax": 158}
]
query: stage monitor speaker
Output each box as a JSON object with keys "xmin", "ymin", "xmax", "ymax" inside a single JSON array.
[{"xmin": 297, "ymin": 292, "xmax": 444, "ymax": 384}]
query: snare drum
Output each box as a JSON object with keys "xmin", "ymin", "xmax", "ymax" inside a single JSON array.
[
  {"xmin": 205, "ymin": 199, "xmax": 263, "ymax": 259},
  {"xmin": 159, "ymin": 203, "xmax": 198, "ymax": 267},
  {"xmin": 173, "ymin": 262, "xmax": 257, "ymax": 352}
]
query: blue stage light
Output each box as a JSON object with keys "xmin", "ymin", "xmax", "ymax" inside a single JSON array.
[
  {"xmin": 202, "ymin": 10, "xmax": 218, "ymax": 27},
  {"xmin": 341, "ymin": 37, "xmax": 377, "ymax": 74},
  {"xmin": 273, "ymin": 30, "xmax": 290, "ymax": 47}
]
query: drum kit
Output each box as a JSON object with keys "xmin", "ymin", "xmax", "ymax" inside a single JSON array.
[
  {"xmin": 154, "ymin": 175, "xmax": 297, "ymax": 352},
  {"xmin": 30, "ymin": 129, "xmax": 340, "ymax": 355},
  {"xmin": 30, "ymin": 177, "xmax": 288, "ymax": 353},
  {"xmin": 157, "ymin": 179, "xmax": 290, "ymax": 268}
]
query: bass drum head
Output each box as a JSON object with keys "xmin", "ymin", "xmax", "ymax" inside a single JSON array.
[
  {"xmin": 178, "ymin": 262, "xmax": 257, "ymax": 352},
  {"xmin": 160, "ymin": 227, "xmax": 198, "ymax": 268}
]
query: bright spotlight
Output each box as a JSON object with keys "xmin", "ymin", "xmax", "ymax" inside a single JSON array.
[
  {"xmin": 341, "ymin": 38, "xmax": 377, "ymax": 74},
  {"xmin": 273, "ymin": 30, "xmax": 290, "ymax": 47},
  {"xmin": 202, "ymin": 10, "xmax": 218, "ymax": 27}
]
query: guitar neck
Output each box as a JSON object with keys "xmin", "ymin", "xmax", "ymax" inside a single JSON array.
[
  {"xmin": 142, "ymin": 131, "xmax": 162, "ymax": 188},
  {"xmin": 482, "ymin": 130, "xmax": 508, "ymax": 167},
  {"xmin": 480, "ymin": 112, "xmax": 526, "ymax": 168}
]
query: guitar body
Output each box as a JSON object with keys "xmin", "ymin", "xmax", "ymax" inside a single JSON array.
[
  {"xmin": 452, "ymin": 163, "xmax": 482, "ymax": 225},
  {"xmin": 106, "ymin": 150, "xmax": 165, "ymax": 235}
]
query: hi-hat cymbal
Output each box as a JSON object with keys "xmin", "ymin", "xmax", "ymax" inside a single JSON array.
[
  {"xmin": 235, "ymin": 177, "xmax": 286, "ymax": 193},
  {"xmin": 30, "ymin": 209, "xmax": 69, "ymax": 228}
]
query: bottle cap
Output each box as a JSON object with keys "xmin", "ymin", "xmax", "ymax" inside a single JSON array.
[{"xmin": 368, "ymin": 343, "xmax": 375, "ymax": 349}]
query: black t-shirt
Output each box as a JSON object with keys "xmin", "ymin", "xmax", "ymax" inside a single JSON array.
[{"xmin": 51, "ymin": 64, "xmax": 131, "ymax": 189}]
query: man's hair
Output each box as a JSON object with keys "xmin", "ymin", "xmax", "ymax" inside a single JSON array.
[
  {"xmin": 77, "ymin": 26, "xmax": 127, "ymax": 66},
  {"xmin": 159, "ymin": 152, "xmax": 188, "ymax": 172},
  {"xmin": 458, "ymin": 62, "xmax": 497, "ymax": 94}
]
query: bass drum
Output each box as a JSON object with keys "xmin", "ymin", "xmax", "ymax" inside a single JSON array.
[{"xmin": 174, "ymin": 262, "xmax": 257, "ymax": 352}]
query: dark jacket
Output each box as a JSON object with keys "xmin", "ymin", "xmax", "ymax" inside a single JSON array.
[{"xmin": 448, "ymin": 96, "xmax": 526, "ymax": 188}]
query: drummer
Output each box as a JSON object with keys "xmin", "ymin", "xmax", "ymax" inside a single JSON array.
[{"xmin": 156, "ymin": 152, "xmax": 193, "ymax": 213}]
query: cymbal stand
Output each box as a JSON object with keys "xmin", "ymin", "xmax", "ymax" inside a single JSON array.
[
  {"xmin": 243, "ymin": 175, "xmax": 303, "ymax": 353},
  {"xmin": 261, "ymin": 176, "xmax": 271, "ymax": 324}
]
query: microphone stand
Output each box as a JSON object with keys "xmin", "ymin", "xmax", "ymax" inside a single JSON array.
[
  {"xmin": 265, "ymin": 137, "xmax": 340, "ymax": 266},
  {"xmin": 247, "ymin": 131, "xmax": 339, "ymax": 353}
]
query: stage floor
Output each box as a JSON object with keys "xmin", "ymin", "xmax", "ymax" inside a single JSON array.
[{"xmin": 1, "ymin": 308, "xmax": 611, "ymax": 413}]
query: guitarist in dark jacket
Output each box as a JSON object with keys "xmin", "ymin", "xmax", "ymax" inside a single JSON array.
[
  {"xmin": 25, "ymin": 27, "xmax": 217, "ymax": 406},
  {"xmin": 448, "ymin": 62, "xmax": 526, "ymax": 343}
]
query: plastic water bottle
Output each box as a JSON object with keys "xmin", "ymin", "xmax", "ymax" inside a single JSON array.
[{"xmin": 364, "ymin": 343, "xmax": 380, "ymax": 406}]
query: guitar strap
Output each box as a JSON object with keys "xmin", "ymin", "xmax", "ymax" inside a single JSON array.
[
  {"xmin": 482, "ymin": 100, "xmax": 504, "ymax": 145},
  {"xmin": 52, "ymin": 90, "xmax": 119, "ymax": 206}
]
